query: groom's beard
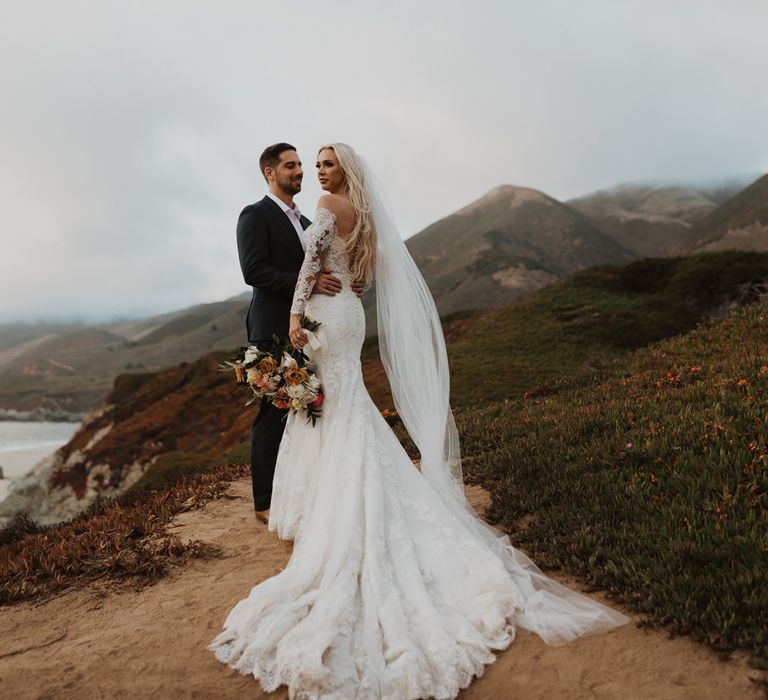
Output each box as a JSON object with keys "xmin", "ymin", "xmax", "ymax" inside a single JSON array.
[{"xmin": 280, "ymin": 179, "xmax": 302, "ymax": 196}]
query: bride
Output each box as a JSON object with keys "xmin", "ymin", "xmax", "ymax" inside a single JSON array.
[{"xmin": 208, "ymin": 143, "xmax": 629, "ymax": 699}]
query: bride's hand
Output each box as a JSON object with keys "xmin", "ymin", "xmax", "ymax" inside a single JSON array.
[{"xmin": 289, "ymin": 315, "xmax": 308, "ymax": 350}]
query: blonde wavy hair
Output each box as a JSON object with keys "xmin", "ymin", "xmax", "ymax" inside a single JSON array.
[{"xmin": 318, "ymin": 143, "xmax": 376, "ymax": 288}]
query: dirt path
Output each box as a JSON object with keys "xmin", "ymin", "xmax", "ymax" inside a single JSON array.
[{"xmin": 0, "ymin": 478, "xmax": 761, "ymax": 699}]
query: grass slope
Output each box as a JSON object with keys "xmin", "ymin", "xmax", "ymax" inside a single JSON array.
[
  {"xmin": 362, "ymin": 251, "xmax": 768, "ymax": 410},
  {"xmin": 458, "ymin": 295, "xmax": 768, "ymax": 661}
]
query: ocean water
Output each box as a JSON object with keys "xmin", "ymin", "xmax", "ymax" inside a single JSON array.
[
  {"xmin": 0, "ymin": 421, "xmax": 81, "ymax": 502},
  {"xmin": 0, "ymin": 421, "xmax": 80, "ymax": 453}
]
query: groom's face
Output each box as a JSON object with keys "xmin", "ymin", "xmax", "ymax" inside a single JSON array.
[{"xmin": 269, "ymin": 149, "xmax": 303, "ymax": 196}]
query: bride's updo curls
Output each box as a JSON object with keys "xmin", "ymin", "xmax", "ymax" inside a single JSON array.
[{"xmin": 318, "ymin": 143, "xmax": 376, "ymax": 289}]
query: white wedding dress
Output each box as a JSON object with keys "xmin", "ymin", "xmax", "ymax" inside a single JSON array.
[{"xmin": 208, "ymin": 208, "xmax": 629, "ymax": 699}]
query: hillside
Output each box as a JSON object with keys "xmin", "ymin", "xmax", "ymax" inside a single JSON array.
[
  {"xmin": 686, "ymin": 173, "xmax": 768, "ymax": 252},
  {"xmin": 3, "ymin": 252, "xmax": 768, "ymax": 678},
  {"xmin": 402, "ymin": 185, "xmax": 633, "ymax": 317},
  {"xmin": 0, "ymin": 333, "xmax": 60, "ymax": 370},
  {"xmin": 567, "ymin": 184, "xmax": 715, "ymax": 257},
  {"xmin": 0, "ymin": 352, "xmax": 253, "ymax": 526},
  {"xmin": 568, "ymin": 184, "xmax": 716, "ymax": 226},
  {"xmin": 6, "ymin": 251, "xmax": 768, "ymax": 527},
  {"xmin": 3, "ymin": 175, "xmax": 766, "ymax": 416},
  {"xmin": 0, "ymin": 298, "xmax": 250, "ymax": 416},
  {"xmin": 4, "ymin": 327, "xmax": 127, "ymax": 371},
  {"xmin": 0, "ymin": 321, "xmax": 87, "ymax": 353},
  {"xmin": 11, "ymin": 180, "xmax": 635, "ymax": 413},
  {"xmin": 457, "ymin": 292, "xmax": 768, "ymax": 664},
  {"xmin": 566, "ymin": 179, "xmax": 756, "ymax": 258},
  {"xmin": 366, "ymin": 251, "xmax": 768, "ymax": 409}
]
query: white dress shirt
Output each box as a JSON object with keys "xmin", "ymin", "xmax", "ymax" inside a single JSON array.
[{"xmin": 266, "ymin": 191, "xmax": 306, "ymax": 250}]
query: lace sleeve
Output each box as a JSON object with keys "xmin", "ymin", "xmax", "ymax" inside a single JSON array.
[{"xmin": 290, "ymin": 207, "xmax": 337, "ymax": 315}]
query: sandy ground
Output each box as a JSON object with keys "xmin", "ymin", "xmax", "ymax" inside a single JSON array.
[
  {"xmin": 0, "ymin": 446, "xmax": 58, "ymax": 502},
  {"xmin": 0, "ymin": 477, "xmax": 762, "ymax": 700}
]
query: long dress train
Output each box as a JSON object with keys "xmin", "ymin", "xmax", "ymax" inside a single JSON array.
[{"xmin": 208, "ymin": 208, "xmax": 629, "ymax": 699}]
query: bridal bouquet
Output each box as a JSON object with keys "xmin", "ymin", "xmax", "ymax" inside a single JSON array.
[{"xmin": 219, "ymin": 317, "xmax": 324, "ymax": 426}]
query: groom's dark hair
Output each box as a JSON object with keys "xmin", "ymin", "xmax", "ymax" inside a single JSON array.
[{"xmin": 259, "ymin": 142, "xmax": 297, "ymax": 181}]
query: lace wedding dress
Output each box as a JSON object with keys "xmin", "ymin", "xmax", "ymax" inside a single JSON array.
[{"xmin": 208, "ymin": 207, "xmax": 629, "ymax": 699}]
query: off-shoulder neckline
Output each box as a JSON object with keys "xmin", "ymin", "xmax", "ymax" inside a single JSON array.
[
  {"xmin": 314, "ymin": 207, "xmax": 337, "ymax": 220},
  {"xmin": 315, "ymin": 207, "xmax": 349, "ymax": 240}
]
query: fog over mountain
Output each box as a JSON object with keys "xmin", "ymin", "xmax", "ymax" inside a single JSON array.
[{"xmin": 1, "ymin": 1, "xmax": 767, "ymax": 323}]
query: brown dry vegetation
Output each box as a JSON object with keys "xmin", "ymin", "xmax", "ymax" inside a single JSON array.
[{"xmin": 0, "ymin": 463, "xmax": 249, "ymax": 604}]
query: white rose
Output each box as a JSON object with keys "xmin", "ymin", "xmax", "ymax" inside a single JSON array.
[
  {"xmin": 286, "ymin": 383, "xmax": 306, "ymax": 398},
  {"xmin": 244, "ymin": 348, "xmax": 259, "ymax": 364},
  {"xmin": 307, "ymin": 374, "xmax": 321, "ymax": 390}
]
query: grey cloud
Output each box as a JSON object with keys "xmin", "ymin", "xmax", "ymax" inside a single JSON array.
[{"xmin": 1, "ymin": 0, "xmax": 766, "ymax": 322}]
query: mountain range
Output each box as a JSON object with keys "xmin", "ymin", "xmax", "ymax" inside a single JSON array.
[
  {"xmin": 403, "ymin": 185, "xmax": 633, "ymax": 317},
  {"xmin": 1, "ymin": 173, "xmax": 766, "ymax": 416},
  {"xmin": 0, "ymin": 296, "xmax": 251, "ymax": 417}
]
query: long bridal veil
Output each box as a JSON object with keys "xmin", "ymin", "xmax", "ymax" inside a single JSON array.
[{"xmin": 363, "ymin": 154, "xmax": 629, "ymax": 644}]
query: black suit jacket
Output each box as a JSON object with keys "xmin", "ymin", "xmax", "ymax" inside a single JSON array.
[{"xmin": 237, "ymin": 196, "xmax": 311, "ymax": 343}]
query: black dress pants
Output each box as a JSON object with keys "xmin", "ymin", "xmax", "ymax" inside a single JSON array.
[{"xmin": 250, "ymin": 395, "xmax": 288, "ymax": 511}]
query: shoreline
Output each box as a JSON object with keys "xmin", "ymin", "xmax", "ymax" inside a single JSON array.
[
  {"xmin": 0, "ymin": 445, "xmax": 61, "ymax": 502},
  {"xmin": 0, "ymin": 412, "xmax": 85, "ymax": 423}
]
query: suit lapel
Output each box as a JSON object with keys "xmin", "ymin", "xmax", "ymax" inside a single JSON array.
[{"xmin": 261, "ymin": 196, "xmax": 305, "ymax": 259}]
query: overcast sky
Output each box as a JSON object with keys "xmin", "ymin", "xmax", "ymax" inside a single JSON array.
[{"xmin": 1, "ymin": 0, "xmax": 767, "ymax": 324}]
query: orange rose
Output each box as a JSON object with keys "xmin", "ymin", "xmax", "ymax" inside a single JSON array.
[
  {"xmin": 258, "ymin": 356, "xmax": 277, "ymax": 374},
  {"xmin": 284, "ymin": 367, "xmax": 309, "ymax": 387}
]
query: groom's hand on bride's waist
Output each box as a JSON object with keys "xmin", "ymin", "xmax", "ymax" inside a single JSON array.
[
  {"xmin": 314, "ymin": 269, "xmax": 342, "ymax": 296},
  {"xmin": 313, "ymin": 269, "xmax": 364, "ymax": 298}
]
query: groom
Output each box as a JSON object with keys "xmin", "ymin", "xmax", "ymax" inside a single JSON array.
[{"xmin": 237, "ymin": 142, "xmax": 362, "ymax": 524}]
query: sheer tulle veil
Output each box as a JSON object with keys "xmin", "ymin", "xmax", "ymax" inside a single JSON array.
[{"xmin": 355, "ymin": 149, "xmax": 630, "ymax": 644}]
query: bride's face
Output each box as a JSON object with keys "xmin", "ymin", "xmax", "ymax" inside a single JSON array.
[{"xmin": 316, "ymin": 148, "xmax": 345, "ymax": 194}]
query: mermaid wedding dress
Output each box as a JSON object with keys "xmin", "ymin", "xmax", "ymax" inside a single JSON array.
[{"xmin": 208, "ymin": 205, "xmax": 629, "ymax": 699}]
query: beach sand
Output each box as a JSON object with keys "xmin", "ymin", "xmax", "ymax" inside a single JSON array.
[
  {"xmin": 0, "ymin": 478, "xmax": 762, "ymax": 699},
  {"xmin": 0, "ymin": 445, "xmax": 58, "ymax": 502}
]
